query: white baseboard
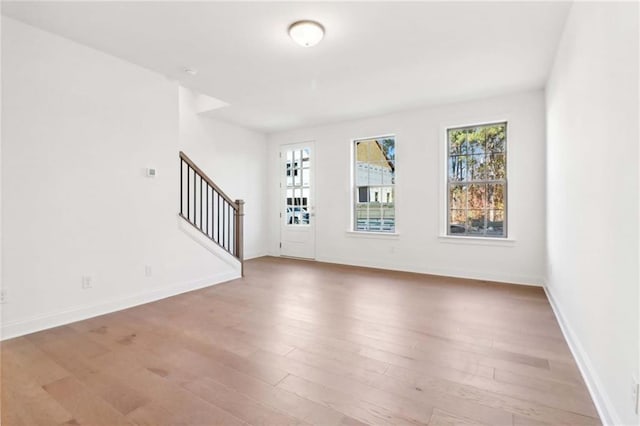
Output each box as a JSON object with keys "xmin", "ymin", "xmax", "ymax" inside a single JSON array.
[
  {"xmin": 0, "ymin": 215, "xmax": 245, "ymax": 341},
  {"xmin": 316, "ymin": 255, "xmax": 542, "ymax": 287},
  {"xmin": 543, "ymin": 283, "xmax": 621, "ymax": 426},
  {"xmin": 245, "ymin": 251, "xmax": 268, "ymax": 260},
  {"xmin": 1, "ymin": 270, "xmax": 239, "ymax": 341}
]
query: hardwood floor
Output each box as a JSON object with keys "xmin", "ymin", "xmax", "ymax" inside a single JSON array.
[{"xmin": 1, "ymin": 256, "xmax": 600, "ymax": 425}]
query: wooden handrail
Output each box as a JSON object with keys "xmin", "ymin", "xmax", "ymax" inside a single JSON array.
[
  {"xmin": 179, "ymin": 151, "xmax": 237, "ymax": 209},
  {"xmin": 179, "ymin": 151, "xmax": 244, "ymax": 276}
]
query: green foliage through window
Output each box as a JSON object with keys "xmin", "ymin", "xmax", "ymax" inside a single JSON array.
[{"xmin": 447, "ymin": 123, "xmax": 507, "ymax": 237}]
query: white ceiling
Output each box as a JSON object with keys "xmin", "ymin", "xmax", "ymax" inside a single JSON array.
[{"xmin": 2, "ymin": 1, "xmax": 571, "ymax": 133}]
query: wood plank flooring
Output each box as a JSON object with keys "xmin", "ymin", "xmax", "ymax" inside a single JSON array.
[{"xmin": 1, "ymin": 256, "xmax": 600, "ymax": 425}]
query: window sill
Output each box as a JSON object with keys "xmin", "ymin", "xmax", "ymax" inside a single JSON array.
[
  {"xmin": 346, "ymin": 230, "xmax": 400, "ymax": 239},
  {"xmin": 438, "ymin": 235, "xmax": 516, "ymax": 246}
]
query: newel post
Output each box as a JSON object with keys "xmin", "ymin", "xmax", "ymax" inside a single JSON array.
[{"xmin": 235, "ymin": 199, "xmax": 245, "ymax": 276}]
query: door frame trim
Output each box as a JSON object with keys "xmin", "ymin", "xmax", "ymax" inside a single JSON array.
[{"xmin": 279, "ymin": 141, "xmax": 316, "ymax": 259}]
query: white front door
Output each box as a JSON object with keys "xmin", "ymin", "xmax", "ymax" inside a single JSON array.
[{"xmin": 280, "ymin": 142, "xmax": 315, "ymax": 259}]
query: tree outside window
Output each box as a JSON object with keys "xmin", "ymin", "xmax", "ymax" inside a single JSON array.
[{"xmin": 448, "ymin": 123, "xmax": 506, "ymax": 237}]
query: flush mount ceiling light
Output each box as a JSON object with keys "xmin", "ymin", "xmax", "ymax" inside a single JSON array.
[{"xmin": 288, "ymin": 20, "xmax": 325, "ymax": 47}]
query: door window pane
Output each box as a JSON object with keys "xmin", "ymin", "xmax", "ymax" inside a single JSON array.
[
  {"xmin": 302, "ymin": 168, "xmax": 310, "ymax": 187},
  {"xmin": 284, "ymin": 147, "xmax": 312, "ymax": 227}
]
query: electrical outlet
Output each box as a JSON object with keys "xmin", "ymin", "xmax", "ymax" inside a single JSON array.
[
  {"xmin": 145, "ymin": 265, "xmax": 152, "ymax": 277},
  {"xmin": 81, "ymin": 275, "xmax": 93, "ymax": 289},
  {"xmin": 0, "ymin": 290, "xmax": 7, "ymax": 304}
]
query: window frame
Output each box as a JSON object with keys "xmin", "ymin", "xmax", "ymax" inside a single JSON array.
[
  {"xmin": 351, "ymin": 134, "xmax": 397, "ymax": 234},
  {"xmin": 444, "ymin": 121, "xmax": 509, "ymax": 239}
]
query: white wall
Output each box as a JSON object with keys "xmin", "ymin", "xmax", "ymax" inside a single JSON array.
[
  {"xmin": 1, "ymin": 17, "xmax": 265, "ymax": 338},
  {"xmin": 267, "ymin": 91, "xmax": 546, "ymax": 286},
  {"xmin": 0, "ymin": 16, "xmax": 4, "ymax": 321},
  {"xmin": 545, "ymin": 3, "xmax": 639, "ymax": 425},
  {"xmin": 179, "ymin": 87, "xmax": 268, "ymax": 260}
]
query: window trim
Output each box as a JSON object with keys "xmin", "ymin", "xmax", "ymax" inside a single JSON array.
[
  {"xmin": 350, "ymin": 134, "xmax": 397, "ymax": 235},
  {"xmin": 441, "ymin": 119, "xmax": 510, "ymax": 241},
  {"xmin": 346, "ymin": 230, "xmax": 400, "ymax": 239},
  {"xmin": 438, "ymin": 234, "xmax": 516, "ymax": 246}
]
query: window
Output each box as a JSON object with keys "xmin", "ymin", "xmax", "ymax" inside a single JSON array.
[
  {"xmin": 447, "ymin": 123, "xmax": 506, "ymax": 237},
  {"xmin": 354, "ymin": 136, "xmax": 395, "ymax": 232}
]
